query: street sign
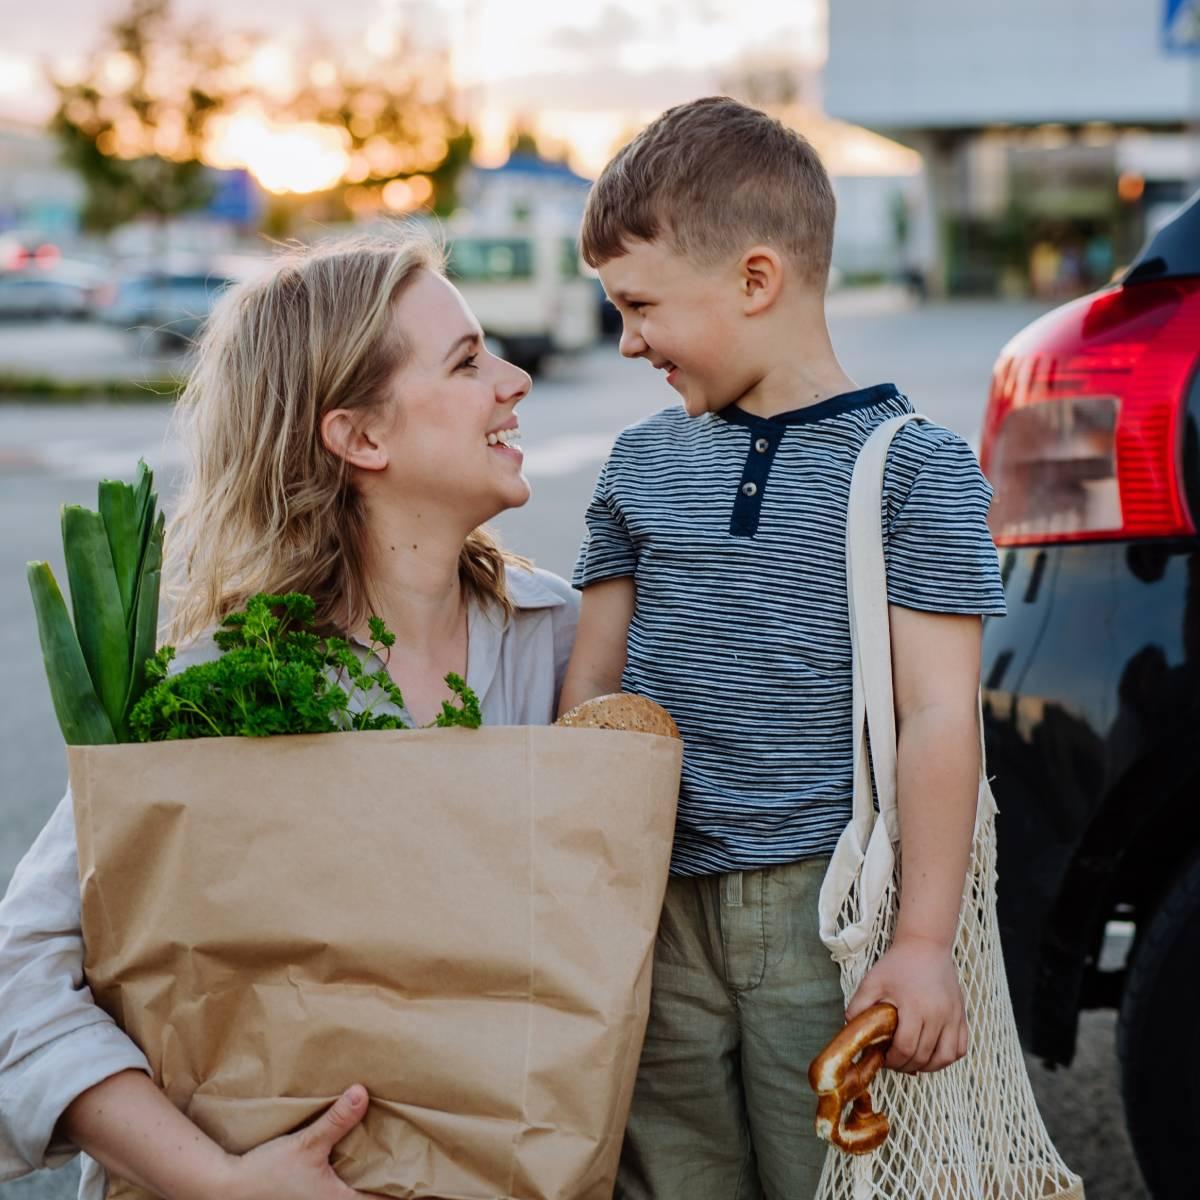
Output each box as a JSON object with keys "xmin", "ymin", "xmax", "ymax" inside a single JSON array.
[
  {"xmin": 1164, "ymin": 0, "xmax": 1200, "ymax": 54},
  {"xmin": 206, "ymin": 168, "xmax": 262, "ymax": 227}
]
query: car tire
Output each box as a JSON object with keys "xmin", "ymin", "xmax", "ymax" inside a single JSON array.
[{"xmin": 1117, "ymin": 849, "xmax": 1200, "ymax": 1199}]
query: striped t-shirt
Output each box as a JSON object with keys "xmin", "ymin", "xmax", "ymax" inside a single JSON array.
[{"xmin": 572, "ymin": 384, "xmax": 1006, "ymax": 877}]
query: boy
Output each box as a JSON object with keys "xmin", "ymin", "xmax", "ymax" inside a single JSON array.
[{"xmin": 559, "ymin": 97, "xmax": 1006, "ymax": 1199}]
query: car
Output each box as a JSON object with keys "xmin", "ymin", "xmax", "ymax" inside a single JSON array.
[
  {"xmin": 0, "ymin": 271, "xmax": 95, "ymax": 320},
  {"xmin": 444, "ymin": 232, "xmax": 598, "ymax": 375},
  {"xmin": 978, "ymin": 189, "xmax": 1200, "ymax": 1199},
  {"xmin": 98, "ymin": 268, "xmax": 238, "ymax": 349}
]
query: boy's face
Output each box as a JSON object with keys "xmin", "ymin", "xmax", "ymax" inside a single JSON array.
[{"xmin": 598, "ymin": 239, "xmax": 756, "ymax": 418}]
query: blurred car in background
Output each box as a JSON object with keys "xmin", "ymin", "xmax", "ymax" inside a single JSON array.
[
  {"xmin": 445, "ymin": 232, "xmax": 598, "ymax": 375},
  {"xmin": 96, "ymin": 266, "xmax": 238, "ymax": 349},
  {"xmin": 979, "ymin": 189, "xmax": 1200, "ymax": 1199},
  {"xmin": 0, "ymin": 272, "xmax": 94, "ymax": 319},
  {"xmin": 0, "ymin": 252, "xmax": 108, "ymax": 320}
]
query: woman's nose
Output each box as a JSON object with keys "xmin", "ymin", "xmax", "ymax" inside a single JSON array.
[{"xmin": 497, "ymin": 360, "xmax": 532, "ymax": 405}]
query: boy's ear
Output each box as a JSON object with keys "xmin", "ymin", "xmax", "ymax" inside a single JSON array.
[
  {"xmin": 738, "ymin": 246, "xmax": 785, "ymax": 315},
  {"xmin": 321, "ymin": 408, "xmax": 390, "ymax": 472}
]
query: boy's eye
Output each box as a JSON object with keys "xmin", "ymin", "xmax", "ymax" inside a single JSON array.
[{"xmin": 458, "ymin": 353, "xmax": 479, "ymax": 371}]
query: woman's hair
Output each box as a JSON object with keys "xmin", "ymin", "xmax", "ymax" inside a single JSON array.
[{"xmin": 165, "ymin": 229, "xmax": 522, "ymax": 644}]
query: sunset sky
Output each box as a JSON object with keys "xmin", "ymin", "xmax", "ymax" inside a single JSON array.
[
  {"xmin": 0, "ymin": 0, "xmax": 828, "ymax": 176},
  {"xmin": 0, "ymin": 0, "xmax": 918, "ymax": 199}
]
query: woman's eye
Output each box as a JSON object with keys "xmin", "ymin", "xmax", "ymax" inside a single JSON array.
[{"xmin": 458, "ymin": 354, "xmax": 479, "ymax": 371}]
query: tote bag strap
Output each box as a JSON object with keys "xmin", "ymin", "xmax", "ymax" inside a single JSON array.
[{"xmin": 845, "ymin": 413, "xmax": 923, "ymax": 836}]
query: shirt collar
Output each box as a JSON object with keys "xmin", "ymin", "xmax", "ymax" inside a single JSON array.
[
  {"xmin": 467, "ymin": 564, "xmax": 568, "ymax": 701},
  {"xmin": 716, "ymin": 382, "xmax": 904, "ymax": 429}
]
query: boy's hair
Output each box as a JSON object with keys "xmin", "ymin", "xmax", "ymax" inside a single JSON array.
[{"xmin": 581, "ymin": 96, "xmax": 836, "ymax": 288}]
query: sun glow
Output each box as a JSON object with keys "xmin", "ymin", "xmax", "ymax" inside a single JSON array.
[{"xmin": 204, "ymin": 105, "xmax": 350, "ymax": 194}]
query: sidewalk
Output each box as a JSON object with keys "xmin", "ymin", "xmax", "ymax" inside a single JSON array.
[{"xmin": 0, "ymin": 320, "xmax": 185, "ymax": 393}]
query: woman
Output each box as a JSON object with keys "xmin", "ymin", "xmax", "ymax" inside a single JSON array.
[{"xmin": 0, "ymin": 231, "xmax": 579, "ymax": 1198}]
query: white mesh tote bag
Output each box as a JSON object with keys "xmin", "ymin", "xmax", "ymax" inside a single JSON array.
[{"xmin": 815, "ymin": 414, "xmax": 1084, "ymax": 1200}]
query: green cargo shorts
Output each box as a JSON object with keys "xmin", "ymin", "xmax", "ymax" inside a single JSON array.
[{"xmin": 617, "ymin": 856, "xmax": 844, "ymax": 1200}]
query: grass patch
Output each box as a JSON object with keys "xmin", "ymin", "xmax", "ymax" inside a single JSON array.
[{"xmin": 0, "ymin": 372, "xmax": 184, "ymax": 402}]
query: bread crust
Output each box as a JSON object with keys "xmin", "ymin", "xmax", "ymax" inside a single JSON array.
[{"xmin": 555, "ymin": 694, "xmax": 681, "ymax": 740}]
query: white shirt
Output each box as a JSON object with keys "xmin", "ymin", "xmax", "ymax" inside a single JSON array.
[{"xmin": 0, "ymin": 565, "xmax": 578, "ymax": 1197}]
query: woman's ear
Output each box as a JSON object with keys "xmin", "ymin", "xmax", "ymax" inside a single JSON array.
[
  {"xmin": 740, "ymin": 246, "xmax": 785, "ymax": 315},
  {"xmin": 320, "ymin": 408, "xmax": 389, "ymax": 472}
]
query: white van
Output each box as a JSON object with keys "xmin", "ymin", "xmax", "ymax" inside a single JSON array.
[{"xmin": 445, "ymin": 232, "xmax": 598, "ymax": 375}]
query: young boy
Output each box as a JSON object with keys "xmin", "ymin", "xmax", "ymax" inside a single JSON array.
[{"xmin": 559, "ymin": 97, "xmax": 1007, "ymax": 1199}]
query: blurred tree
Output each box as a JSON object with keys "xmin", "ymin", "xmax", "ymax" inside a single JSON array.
[
  {"xmin": 428, "ymin": 126, "xmax": 476, "ymax": 215},
  {"xmin": 289, "ymin": 39, "xmax": 467, "ymax": 219},
  {"xmin": 509, "ymin": 124, "xmax": 542, "ymax": 158},
  {"xmin": 52, "ymin": 0, "xmax": 468, "ymax": 231},
  {"xmin": 719, "ymin": 58, "xmax": 813, "ymax": 114},
  {"xmin": 50, "ymin": 0, "xmax": 229, "ymax": 231}
]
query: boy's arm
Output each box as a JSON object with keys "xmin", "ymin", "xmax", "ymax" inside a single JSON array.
[
  {"xmin": 557, "ymin": 577, "xmax": 635, "ymax": 716},
  {"xmin": 844, "ymin": 606, "xmax": 982, "ymax": 1074}
]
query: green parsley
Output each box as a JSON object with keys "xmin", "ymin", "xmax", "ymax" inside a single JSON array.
[{"xmin": 129, "ymin": 592, "xmax": 482, "ymax": 741}]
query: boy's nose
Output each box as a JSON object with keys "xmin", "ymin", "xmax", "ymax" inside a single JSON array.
[{"xmin": 618, "ymin": 324, "xmax": 647, "ymax": 359}]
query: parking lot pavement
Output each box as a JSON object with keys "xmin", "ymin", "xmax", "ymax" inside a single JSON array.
[
  {"xmin": 0, "ymin": 296, "xmax": 1148, "ymax": 1200},
  {"xmin": 0, "ymin": 319, "xmax": 184, "ymax": 385}
]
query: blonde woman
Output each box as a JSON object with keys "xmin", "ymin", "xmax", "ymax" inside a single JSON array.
[{"xmin": 0, "ymin": 232, "xmax": 578, "ymax": 1199}]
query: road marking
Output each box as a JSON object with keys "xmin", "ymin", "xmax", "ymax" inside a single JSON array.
[
  {"xmin": 518, "ymin": 432, "xmax": 616, "ymax": 478},
  {"xmin": 36, "ymin": 438, "xmax": 187, "ymax": 480},
  {"xmin": 9, "ymin": 430, "xmax": 615, "ymax": 483}
]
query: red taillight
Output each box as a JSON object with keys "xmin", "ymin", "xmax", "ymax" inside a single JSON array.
[{"xmin": 980, "ymin": 281, "xmax": 1200, "ymax": 547}]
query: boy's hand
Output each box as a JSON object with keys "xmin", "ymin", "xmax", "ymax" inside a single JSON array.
[{"xmin": 845, "ymin": 934, "xmax": 967, "ymax": 1074}]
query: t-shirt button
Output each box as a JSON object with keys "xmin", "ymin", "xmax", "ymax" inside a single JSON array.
[
  {"xmin": 755, "ymin": 437, "xmax": 770, "ymax": 453},
  {"xmin": 741, "ymin": 481, "xmax": 758, "ymax": 497}
]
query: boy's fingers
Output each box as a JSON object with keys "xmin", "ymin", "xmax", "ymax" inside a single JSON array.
[
  {"xmin": 845, "ymin": 976, "xmax": 887, "ymax": 1021},
  {"xmin": 957, "ymin": 1020, "xmax": 969, "ymax": 1061},
  {"xmin": 926, "ymin": 1023, "xmax": 961, "ymax": 1073},
  {"xmin": 299, "ymin": 1086, "xmax": 369, "ymax": 1155},
  {"xmin": 885, "ymin": 1016, "xmax": 923, "ymax": 1071},
  {"xmin": 908, "ymin": 1020, "xmax": 942, "ymax": 1073}
]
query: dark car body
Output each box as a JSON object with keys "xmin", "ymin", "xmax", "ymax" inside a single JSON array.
[{"xmin": 980, "ymin": 192, "xmax": 1200, "ymax": 1199}]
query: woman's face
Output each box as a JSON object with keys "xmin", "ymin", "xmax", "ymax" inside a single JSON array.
[{"xmin": 372, "ymin": 269, "xmax": 533, "ymax": 529}]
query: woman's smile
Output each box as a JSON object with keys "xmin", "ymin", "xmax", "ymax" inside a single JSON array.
[{"xmin": 486, "ymin": 422, "xmax": 524, "ymax": 461}]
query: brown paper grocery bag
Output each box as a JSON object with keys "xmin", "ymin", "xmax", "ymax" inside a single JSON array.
[{"xmin": 69, "ymin": 726, "xmax": 681, "ymax": 1200}]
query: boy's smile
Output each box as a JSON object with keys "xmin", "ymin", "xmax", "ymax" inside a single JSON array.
[{"xmin": 598, "ymin": 239, "xmax": 752, "ymax": 418}]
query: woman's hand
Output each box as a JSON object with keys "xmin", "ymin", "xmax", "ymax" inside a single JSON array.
[
  {"xmin": 845, "ymin": 935, "xmax": 968, "ymax": 1073},
  {"xmin": 224, "ymin": 1085, "xmax": 387, "ymax": 1199}
]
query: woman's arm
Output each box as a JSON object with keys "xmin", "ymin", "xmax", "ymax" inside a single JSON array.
[
  {"xmin": 0, "ymin": 792, "xmax": 153, "ymax": 1177},
  {"xmin": 63, "ymin": 1072, "xmax": 373, "ymax": 1200},
  {"xmin": 557, "ymin": 578, "xmax": 634, "ymax": 715}
]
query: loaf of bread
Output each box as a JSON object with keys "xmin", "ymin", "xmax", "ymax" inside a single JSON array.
[{"xmin": 555, "ymin": 694, "xmax": 681, "ymax": 740}]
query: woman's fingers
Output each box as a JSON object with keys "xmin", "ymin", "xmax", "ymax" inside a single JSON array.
[{"xmin": 298, "ymin": 1086, "xmax": 369, "ymax": 1157}]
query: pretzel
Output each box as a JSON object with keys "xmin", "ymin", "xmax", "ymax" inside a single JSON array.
[{"xmin": 808, "ymin": 1002, "xmax": 898, "ymax": 1155}]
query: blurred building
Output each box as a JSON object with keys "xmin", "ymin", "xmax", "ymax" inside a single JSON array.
[
  {"xmin": 778, "ymin": 107, "xmax": 922, "ymax": 282},
  {"xmin": 0, "ymin": 120, "xmax": 84, "ymax": 238},
  {"xmin": 455, "ymin": 154, "xmax": 592, "ymax": 234},
  {"xmin": 825, "ymin": 0, "xmax": 1200, "ymax": 294}
]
